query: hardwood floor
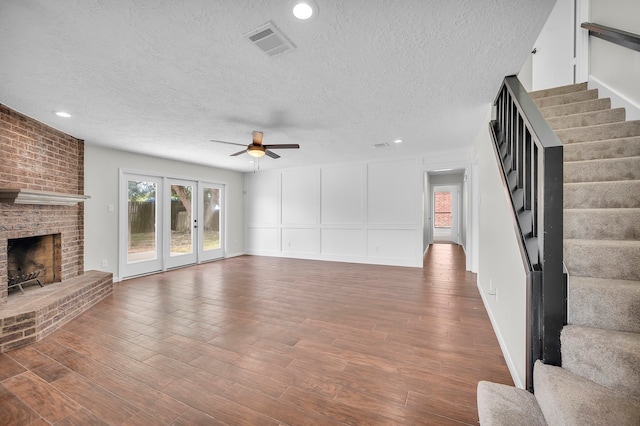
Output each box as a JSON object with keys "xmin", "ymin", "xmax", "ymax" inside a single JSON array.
[{"xmin": 1, "ymin": 244, "xmax": 512, "ymax": 425}]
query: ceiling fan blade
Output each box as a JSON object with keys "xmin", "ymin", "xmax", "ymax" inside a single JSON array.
[
  {"xmin": 230, "ymin": 149, "xmax": 247, "ymax": 157},
  {"xmin": 263, "ymin": 144, "xmax": 300, "ymax": 150},
  {"xmin": 264, "ymin": 149, "xmax": 280, "ymax": 159},
  {"xmin": 252, "ymin": 131, "xmax": 264, "ymax": 146},
  {"xmin": 210, "ymin": 139, "xmax": 247, "ymax": 147}
]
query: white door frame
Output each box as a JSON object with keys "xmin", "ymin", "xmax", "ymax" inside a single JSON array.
[
  {"xmin": 423, "ymin": 172, "xmax": 432, "ymax": 253},
  {"xmin": 119, "ymin": 170, "xmax": 226, "ymax": 279},
  {"xmin": 198, "ymin": 182, "xmax": 225, "ymax": 262},
  {"xmin": 575, "ymin": 0, "xmax": 590, "ymax": 83},
  {"xmin": 120, "ymin": 172, "xmax": 164, "ymax": 278},
  {"xmin": 420, "ymin": 162, "xmax": 473, "ymax": 271},
  {"xmin": 432, "ymin": 184, "xmax": 460, "ymax": 244}
]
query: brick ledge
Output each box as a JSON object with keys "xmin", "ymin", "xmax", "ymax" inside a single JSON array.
[{"xmin": 0, "ymin": 270, "xmax": 113, "ymax": 352}]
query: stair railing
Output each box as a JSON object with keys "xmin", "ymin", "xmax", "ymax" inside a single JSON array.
[
  {"xmin": 489, "ymin": 76, "xmax": 566, "ymax": 392},
  {"xmin": 581, "ymin": 22, "xmax": 640, "ymax": 53}
]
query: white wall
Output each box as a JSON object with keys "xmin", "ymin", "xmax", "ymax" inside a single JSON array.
[
  {"xmin": 84, "ymin": 145, "xmax": 245, "ymax": 281},
  {"xmin": 245, "ymin": 158, "xmax": 423, "ymax": 267},
  {"xmin": 474, "ymin": 106, "xmax": 528, "ymax": 388},
  {"xmin": 589, "ymin": 0, "xmax": 640, "ymax": 116}
]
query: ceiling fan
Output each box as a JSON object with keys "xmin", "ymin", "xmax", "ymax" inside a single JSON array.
[{"xmin": 210, "ymin": 131, "xmax": 299, "ymax": 159}]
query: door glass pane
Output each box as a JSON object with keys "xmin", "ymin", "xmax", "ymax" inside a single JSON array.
[
  {"xmin": 203, "ymin": 187, "xmax": 220, "ymax": 251},
  {"xmin": 434, "ymin": 191, "xmax": 452, "ymax": 228},
  {"xmin": 170, "ymin": 184, "xmax": 193, "ymax": 256},
  {"xmin": 128, "ymin": 180, "xmax": 157, "ymax": 263}
]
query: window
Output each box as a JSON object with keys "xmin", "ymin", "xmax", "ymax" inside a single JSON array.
[{"xmin": 434, "ymin": 191, "xmax": 451, "ymax": 228}]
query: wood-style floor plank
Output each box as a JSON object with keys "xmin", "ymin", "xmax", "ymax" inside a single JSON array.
[
  {"xmin": 0, "ymin": 383, "xmax": 41, "ymax": 426},
  {"xmin": 0, "ymin": 353, "xmax": 26, "ymax": 381},
  {"xmin": 2, "ymin": 371, "xmax": 82, "ymax": 422},
  {"xmin": 0, "ymin": 245, "xmax": 512, "ymax": 424}
]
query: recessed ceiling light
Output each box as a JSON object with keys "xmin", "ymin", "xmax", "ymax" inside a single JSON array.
[
  {"xmin": 394, "ymin": 139, "xmax": 403, "ymax": 144},
  {"xmin": 55, "ymin": 111, "xmax": 71, "ymax": 118},
  {"xmin": 292, "ymin": 1, "xmax": 317, "ymax": 20}
]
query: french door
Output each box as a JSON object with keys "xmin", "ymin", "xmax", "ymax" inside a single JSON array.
[
  {"xmin": 198, "ymin": 183, "xmax": 224, "ymax": 262},
  {"xmin": 121, "ymin": 174, "xmax": 164, "ymax": 278},
  {"xmin": 121, "ymin": 173, "xmax": 225, "ymax": 279},
  {"xmin": 165, "ymin": 179, "xmax": 197, "ymax": 269}
]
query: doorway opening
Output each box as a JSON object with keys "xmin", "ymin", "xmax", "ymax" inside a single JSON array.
[
  {"xmin": 432, "ymin": 185, "xmax": 459, "ymax": 244},
  {"xmin": 422, "ymin": 168, "xmax": 469, "ymax": 268}
]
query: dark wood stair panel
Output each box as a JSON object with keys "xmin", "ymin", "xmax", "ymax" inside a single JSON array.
[{"xmin": 0, "ymin": 249, "xmax": 511, "ymax": 425}]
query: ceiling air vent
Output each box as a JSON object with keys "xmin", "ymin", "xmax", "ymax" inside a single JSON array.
[
  {"xmin": 374, "ymin": 142, "xmax": 390, "ymax": 149},
  {"xmin": 245, "ymin": 22, "xmax": 295, "ymax": 57}
]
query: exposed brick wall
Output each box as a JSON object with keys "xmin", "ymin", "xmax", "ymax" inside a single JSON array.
[{"xmin": 0, "ymin": 104, "xmax": 85, "ymax": 303}]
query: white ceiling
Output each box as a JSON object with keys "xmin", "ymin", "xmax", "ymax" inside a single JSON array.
[{"xmin": 0, "ymin": 0, "xmax": 555, "ymax": 172}]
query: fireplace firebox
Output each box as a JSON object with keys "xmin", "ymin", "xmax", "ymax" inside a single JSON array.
[{"xmin": 7, "ymin": 234, "xmax": 61, "ymax": 292}]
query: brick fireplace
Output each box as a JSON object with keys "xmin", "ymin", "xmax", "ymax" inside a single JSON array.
[{"xmin": 0, "ymin": 104, "xmax": 112, "ymax": 351}]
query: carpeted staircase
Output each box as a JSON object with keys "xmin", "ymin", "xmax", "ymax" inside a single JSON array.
[{"xmin": 477, "ymin": 83, "xmax": 640, "ymax": 425}]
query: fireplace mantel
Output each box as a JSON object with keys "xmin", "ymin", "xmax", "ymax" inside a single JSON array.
[{"xmin": 0, "ymin": 189, "xmax": 90, "ymax": 206}]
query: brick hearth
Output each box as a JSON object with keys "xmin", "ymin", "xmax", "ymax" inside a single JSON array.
[
  {"xmin": 0, "ymin": 104, "xmax": 113, "ymax": 352},
  {"xmin": 0, "ymin": 271, "xmax": 112, "ymax": 351}
]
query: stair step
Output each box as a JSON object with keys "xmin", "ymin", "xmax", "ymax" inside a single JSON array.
[
  {"xmin": 564, "ymin": 156, "xmax": 640, "ymax": 183},
  {"xmin": 547, "ymin": 108, "xmax": 625, "ymax": 130},
  {"xmin": 563, "ymin": 136, "xmax": 640, "ymax": 162},
  {"xmin": 529, "ymin": 82, "xmax": 588, "ymax": 100},
  {"xmin": 568, "ymin": 276, "xmax": 640, "ymax": 333},
  {"xmin": 561, "ymin": 325, "xmax": 640, "ymax": 400},
  {"xmin": 533, "ymin": 89, "xmax": 599, "ymax": 109},
  {"xmin": 477, "ymin": 381, "xmax": 547, "ymax": 426},
  {"xmin": 540, "ymin": 98, "xmax": 611, "ymax": 119},
  {"xmin": 564, "ymin": 239, "xmax": 640, "ymax": 281},
  {"xmin": 534, "ymin": 361, "xmax": 640, "ymax": 425},
  {"xmin": 564, "ymin": 180, "xmax": 640, "ymax": 209},
  {"xmin": 564, "ymin": 208, "xmax": 640, "ymax": 240},
  {"xmin": 556, "ymin": 120, "xmax": 640, "ymax": 144}
]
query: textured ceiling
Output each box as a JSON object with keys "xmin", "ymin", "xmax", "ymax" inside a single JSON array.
[{"xmin": 0, "ymin": 0, "xmax": 555, "ymax": 172}]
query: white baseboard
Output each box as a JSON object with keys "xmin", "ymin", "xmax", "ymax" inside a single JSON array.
[
  {"xmin": 476, "ymin": 279, "xmax": 525, "ymax": 389},
  {"xmin": 245, "ymin": 249, "xmax": 422, "ymax": 268},
  {"xmin": 224, "ymin": 251, "xmax": 246, "ymax": 259}
]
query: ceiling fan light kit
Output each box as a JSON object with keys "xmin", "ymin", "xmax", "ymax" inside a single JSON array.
[
  {"xmin": 210, "ymin": 130, "xmax": 300, "ymax": 160},
  {"xmin": 247, "ymin": 145, "xmax": 266, "ymax": 158}
]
